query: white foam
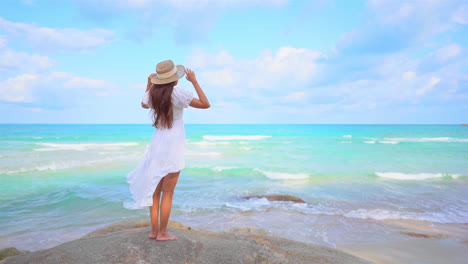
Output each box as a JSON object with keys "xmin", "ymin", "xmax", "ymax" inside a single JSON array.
[
  {"xmin": 384, "ymin": 137, "xmax": 468, "ymax": 143},
  {"xmin": 225, "ymin": 198, "xmax": 270, "ymax": 211},
  {"xmin": 375, "ymin": 172, "xmax": 461, "ymax": 180},
  {"xmin": 241, "ymin": 147, "xmax": 251, "ymax": 150},
  {"xmin": 203, "ymin": 135, "xmax": 272, "ymax": 141},
  {"xmin": 342, "ymin": 135, "xmax": 352, "ymax": 138},
  {"xmin": 378, "ymin": 140, "xmax": 399, "ymax": 144},
  {"xmin": 190, "ymin": 141, "xmax": 230, "ymax": 146},
  {"xmin": 186, "ymin": 151, "xmax": 222, "ymax": 156},
  {"xmin": 344, "ymin": 209, "xmax": 415, "ymax": 221},
  {"xmin": 212, "ymin": 166, "xmax": 235, "ymax": 172},
  {"xmin": 343, "ymin": 208, "xmax": 467, "ymax": 223},
  {"xmin": 34, "ymin": 142, "xmax": 139, "ymax": 151},
  {"xmin": 254, "ymin": 169, "xmax": 309, "ymax": 180},
  {"xmin": 2, "ymin": 160, "xmax": 87, "ymax": 174},
  {"xmin": 338, "ymin": 141, "xmax": 352, "ymax": 144},
  {"xmin": 363, "ymin": 141, "xmax": 376, "ymax": 144}
]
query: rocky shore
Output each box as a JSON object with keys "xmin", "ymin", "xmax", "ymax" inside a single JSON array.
[{"xmin": 1, "ymin": 218, "xmax": 373, "ymax": 264}]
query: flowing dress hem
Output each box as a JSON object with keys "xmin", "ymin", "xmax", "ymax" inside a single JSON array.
[{"xmin": 124, "ymin": 164, "xmax": 184, "ymax": 210}]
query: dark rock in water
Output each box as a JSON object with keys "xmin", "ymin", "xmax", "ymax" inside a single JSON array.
[
  {"xmin": 401, "ymin": 232, "xmax": 444, "ymax": 239},
  {"xmin": 0, "ymin": 248, "xmax": 29, "ymax": 261},
  {"xmin": 1, "ymin": 219, "xmax": 374, "ymax": 264},
  {"xmin": 242, "ymin": 194, "xmax": 306, "ymax": 203}
]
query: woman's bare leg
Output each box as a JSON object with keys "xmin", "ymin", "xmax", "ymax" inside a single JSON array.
[
  {"xmin": 157, "ymin": 171, "xmax": 180, "ymax": 241},
  {"xmin": 149, "ymin": 179, "xmax": 163, "ymax": 239}
]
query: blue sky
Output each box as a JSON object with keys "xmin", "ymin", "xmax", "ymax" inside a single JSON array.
[{"xmin": 0, "ymin": 0, "xmax": 466, "ymax": 124}]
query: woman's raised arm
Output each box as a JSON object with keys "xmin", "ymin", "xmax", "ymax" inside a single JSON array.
[{"xmin": 185, "ymin": 68, "xmax": 210, "ymax": 109}]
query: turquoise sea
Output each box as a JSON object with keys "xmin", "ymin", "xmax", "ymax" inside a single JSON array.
[{"xmin": 1, "ymin": 124, "xmax": 467, "ymax": 250}]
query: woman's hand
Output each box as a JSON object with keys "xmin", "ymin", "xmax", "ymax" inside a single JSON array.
[
  {"xmin": 185, "ymin": 68, "xmax": 197, "ymax": 83},
  {"xmin": 146, "ymin": 73, "xmax": 156, "ymax": 91},
  {"xmin": 148, "ymin": 73, "xmax": 157, "ymax": 83}
]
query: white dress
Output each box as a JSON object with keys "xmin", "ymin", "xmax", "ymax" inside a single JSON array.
[{"xmin": 125, "ymin": 86, "xmax": 193, "ymax": 209}]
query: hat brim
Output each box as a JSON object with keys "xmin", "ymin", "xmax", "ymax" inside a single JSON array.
[{"xmin": 151, "ymin": 65, "xmax": 185, "ymax": 84}]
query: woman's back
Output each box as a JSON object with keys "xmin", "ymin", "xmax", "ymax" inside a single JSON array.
[{"xmin": 142, "ymin": 86, "xmax": 193, "ymax": 121}]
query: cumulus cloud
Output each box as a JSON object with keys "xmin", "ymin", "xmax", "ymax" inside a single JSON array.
[
  {"xmin": 435, "ymin": 44, "xmax": 463, "ymax": 62},
  {"xmin": 188, "ymin": 46, "xmax": 322, "ymax": 93},
  {"xmin": 0, "ymin": 74, "xmax": 38, "ymax": 103},
  {"xmin": 402, "ymin": 71, "xmax": 416, "ymax": 80},
  {"xmin": 284, "ymin": 91, "xmax": 307, "ymax": 102},
  {"xmin": 0, "ymin": 49, "xmax": 54, "ymax": 72},
  {"xmin": 0, "ymin": 16, "xmax": 115, "ymax": 52},
  {"xmin": 0, "ymin": 71, "xmax": 117, "ymax": 108},
  {"xmin": 416, "ymin": 77, "xmax": 441, "ymax": 96}
]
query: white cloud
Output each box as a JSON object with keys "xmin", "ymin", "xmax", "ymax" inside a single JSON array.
[
  {"xmin": 63, "ymin": 77, "xmax": 112, "ymax": 89},
  {"xmin": 402, "ymin": 71, "xmax": 416, "ymax": 80},
  {"xmin": 435, "ymin": 44, "xmax": 463, "ymax": 61},
  {"xmin": 188, "ymin": 46, "xmax": 322, "ymax": 100},
  {"xmin": 0, "ymin": 17, "xmax": 115, "ymax": 52},
  {"xmin": 166, "ymin": 0, "xmax": 287, "ymax": 10},
  {"xmin": 0, "ymin": 74, "xmax": 38, "ymax": 102},
  {"xmin": 367, "ymin": 0, "xmax": 416, "ymax": 24},
  {"xmin": 284, "ymin": 91, "xmax": 307, "ymax": 102},
  {"xmin": 451, "ymin": 4, "xmax": 468, "ymax": 24},
  {"xmin": 0, "ymin": 49, "xmax": 54, "ymax": 72},
  {"xmin": 0, "ymin": 72, "xmax": 117, "ymax": 105},
  {"xmin": 200, "ymin": 69, "xmax": 237, "ymax": 87},
  {"xmin": 416, "ymin": 77, "xmax": 441, "ymax": 96},
  {"xmin": 187, "ymin": 49, "xmax": 234, "ymax": 68},
  {"xmin": 80, "ymin": 0, "xmax": 288, "ymax": 10}
]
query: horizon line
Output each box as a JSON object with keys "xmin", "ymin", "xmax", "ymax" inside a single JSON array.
[{"xmin": 0, "ymin": 123, "xmax": 466, "ymax": 125}]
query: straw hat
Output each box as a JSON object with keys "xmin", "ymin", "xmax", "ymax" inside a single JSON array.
[{"xmin": 151, "ymin": 60, "xmax": 185, "ymax": 84}]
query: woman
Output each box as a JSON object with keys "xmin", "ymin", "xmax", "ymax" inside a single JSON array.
[{"xmin": 126, "ymin": 60, "xmax": 210, "ymax": 241}]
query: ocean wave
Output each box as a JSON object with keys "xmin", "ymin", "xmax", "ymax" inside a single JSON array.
[
  {"xmin": 212, "ymin": 166, "xmax": 236, "ymax": 172},
  {"xmin": 375, "ymin": 172, "xmax": 461, "ymax": 180},
  {"xmin": 203, "ymin": 135, "xmax": 272, "ymax": 141},
  {"xmin": 378, "ymin": 140, "xmax": 399, "ymax": 144},
  {"xmin": 342, "ymin": 135, "xmax": 352, "ymax": 138},
  {"xmin": 189, "ymin": 141, "xmax": 231, "ymax": 146},
  {"xmin": 384, "ymin": 137, "xmax": 468, "ymax": 143},
  {"xmin": 1, "ymin": 160, "xmax": 87, "ymax": 174},
  {"xmin": 254, "ymin": 169, "xmax": 309, "ymax": 180},
  {"xmin": 338, "ymin": 141, "xmax": 352, "ymax": 144},
  {"xmin": 34, "ymin": 142, "xmax": 139, "ymax": 151},
  {"xmin": 1, "ymin": 155, "xmax": 141, "ymax": 174},
  {"xmin": 186, "ymin": 151, "xmax": 222, "ymax": 156},
  {"xmin": 343, "ymin": 208, "xmax": 467, "ymax": 223},
  {"xmin": 363, "ymin": 141, "xmax": 376, "ymax": 144}
]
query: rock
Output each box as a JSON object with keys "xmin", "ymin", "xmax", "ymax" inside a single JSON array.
[
  {"xmin": 2, "ymin": 220, "xmax": 373, "ymax": 264},
  {"xmin": 227, "ymin": 227, "xmax": 271, "ymax": 236},
  {"xmin": 242, "ymin": 194, "xmax": 306, "ymax": 203},
  {"xmin": 401, "ymin": 232, "xmax": 444, "ymax": 239},
  {"xmin": 83, "ymin": 218, "xmax": 190, "ymax": 239},
  {"xmin": 0, "ymin": 248, "xmax": 29, "ymax": 261}
]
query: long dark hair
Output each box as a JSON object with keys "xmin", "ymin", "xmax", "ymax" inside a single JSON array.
[{"xmin": 149, "ymin": 81, "xmax": 176, "ymax": 129}]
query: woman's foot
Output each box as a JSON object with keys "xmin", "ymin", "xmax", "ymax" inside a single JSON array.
[
  {"xmin": 149, "ymin": 232, "xmax": 157, "ymax": 239},
  {"xmin": 156, "ymin": 231, "xmax": 178, "ymax": 241}
]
